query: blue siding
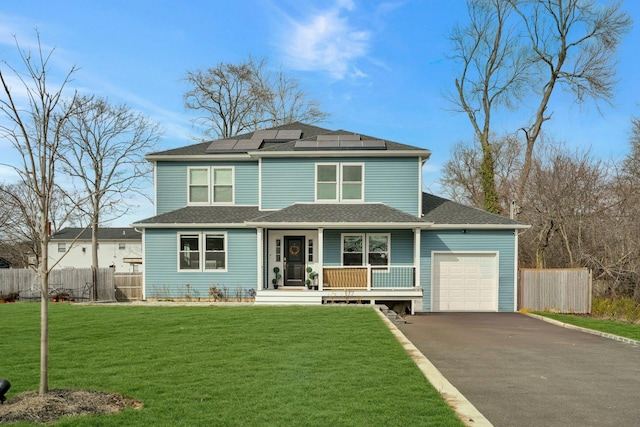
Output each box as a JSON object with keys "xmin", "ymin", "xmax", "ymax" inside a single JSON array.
[
  {"xmin": 261, "ymin": 157, "xmax": 420, "ymax": 214},
  {"xmin": 144, "ymin": 228, "xmax": 257, "ymax": 299},
  {"xmin": 155, "ymin": 161, "xmax": 258, "ymax": 214},
  {"xmin": 419, "ymin": 229, "xmax": 516, "ymax": 312}
]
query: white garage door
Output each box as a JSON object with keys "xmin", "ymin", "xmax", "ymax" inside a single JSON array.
[{"xmin": 433, "ymin": 253, "xmax": 498, "ymax": 312}]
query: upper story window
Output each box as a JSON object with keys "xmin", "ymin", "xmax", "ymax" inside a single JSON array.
[
  {"xmin": 188, "ymin": 166, "xmax": 234, "ymax": 205},
  {"xmin": 188, "ymin": 168, "xmax": 209, "ymax": 204},
  {"xmin": 213, "ymin": 168, "xmax": 233, "ymax": 203},
  {"xmin": 316, "ymin": 163, "xmax": 364, "ymax": 202},
  {"xmin": 57, "ymin": 243, "xmax": 66, "ymax": 253},
  {"xmin": 118, "ymin": 243, "xmax": 126, "ymax": 250}
]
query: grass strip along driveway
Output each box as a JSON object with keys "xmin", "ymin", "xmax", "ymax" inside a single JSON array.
[
  {"xmin": 0, "ymin": 304, "xmax": 463, "ymax": 426},
  {"xmin": 534, "ymin": 312, "xmax": 640, "ymax": 341}
]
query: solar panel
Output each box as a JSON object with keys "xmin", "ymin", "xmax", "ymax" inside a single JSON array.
[
  {"xmin": 234, "ymin": 139, "xmax": 263, "ymax": 150},
  {"xmin": 294, "ymin": 140, "xmax": 317, "ymax": 150},
  {"xmin": 340, "ymin": 139, "xmax": 362, "ymax": 148},
  {"xmin": 362, "ymin": 139, "xmax": 387, "ymax": 149},
  {"xmin": 252, "ymin": 130, "xmax": 278, "ymax": 140},
  {"xmin": 275, "ymin": 129, "xmax": 302, "ymax": 140},
  {"xmin": 206, "ymin": 139, "xmax": 238, "ymax": 152},
  {"xmin": 316, "ymin": 135, "xmax": 335, "ymax": 141},
  {"xmin": 338, "ymin": 134, "xmax": 361, "ymax": 141},
  {"xmin": 317, "ymin": 139, "xmax": 340, "ymax": 148}
]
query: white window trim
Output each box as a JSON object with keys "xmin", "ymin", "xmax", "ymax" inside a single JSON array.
[
  {"xmin": 367, "ymin": 233, "xmax": 391, "ymax": 268},
  {"xmin": 177, "ymin": 233, "xmax": 201, "ymax": 271},
  {"xmin": 341, "ymin": 163, "xmax": 364, "ymax": 203},
  {"xmin": 341, "ymin": 233, "xmax": 365, "ymax": 266},
  {"xmin": 340, "ymin": 233, "xmax": 391, "ymax": 267},
  {"xmin": 204, "ymin": 233, "xmax": 227, "ymax": 271},
  {"xmin": 212, "ymin": 166, "xmax": 235, "ymax": 205},
  {"xmin": 177, "ymin": 232, "xmax": 228, "ymax": 272},
  {"xmin": 187, "ymin": 166, "xmax": 210, "ymax": 205},
  {"xmin": 315, "ymin": 162, "xmax": 364, "ymax": 202},
  {"xmin": 315, "ymin": 163, "xmax": 339, "ymax": 202},
  {"xmin": 187, "ymin": 166, "xmax": 235, "ymax": 206}
]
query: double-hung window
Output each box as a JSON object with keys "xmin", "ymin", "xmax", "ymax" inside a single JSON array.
[
  {"xmin": 179, "ymin": 234, "xmax": 200, "ymax": 270},
  {"xmin": 178, "ymin": 233, "xmax": 227, "ymax": 272},
  {"xmin": 341, "ymin": 233, "xmax": 390, "ymax": 267},
  {"xmin": 188, "ymin": 168, "xmax": 210, "ymax": 204},
  {"xmin": 204, "ymin": 234, "xmax": 226, "ymax": 270},
  {"xmin": 316, "ymin": 163, "xmax": 363, "ymax": 202},
  {"xmin": 212, "ymin": 167, "xmax": 233, "ymax": 203},
  {"xmin": 187, "ymin": 166, "xmax": 234, "ymax": 205}
]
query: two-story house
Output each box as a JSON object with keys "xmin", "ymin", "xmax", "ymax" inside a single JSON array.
[
  {"xmin": 49, "ymin": 227, "xmax": 142, "ymax": 273},
  {"xmin": 134, "ymin": 122, "xmax": 527, "ymax": 312}
]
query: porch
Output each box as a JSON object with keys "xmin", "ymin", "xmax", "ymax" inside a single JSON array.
[{"xmin": 255, "ymin": 265, "xmax": 422, "ymax": 307}]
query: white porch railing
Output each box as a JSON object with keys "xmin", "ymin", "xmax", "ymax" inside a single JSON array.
[{"xmin": 322, "ymin": 266, "xmax": 415, "ymax": 290}]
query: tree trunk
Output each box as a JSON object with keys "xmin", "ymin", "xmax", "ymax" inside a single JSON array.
[
  {"xmin": 480, "ymin": 140, "xmax": 501, "ymax": 214},
  {"xmin": 39, "ymin": 220, "xmax": 49, "ymax": 395},
  {"xmin": 92, "ymin": 220, "xmax": 99, "ymax": 301}
]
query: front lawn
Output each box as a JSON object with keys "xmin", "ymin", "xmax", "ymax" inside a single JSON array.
[
  {"xmin": 534, "ymin": 312, "xmax": 640, "ymax": 342},
  {"xmin": 0, "ymin": 303, "xmax": 463, "ymax": 426}
]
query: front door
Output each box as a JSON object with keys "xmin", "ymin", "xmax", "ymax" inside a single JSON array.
[{"xmin": 284, "ymin": 236, "xmax": 305, "ymax": 286}]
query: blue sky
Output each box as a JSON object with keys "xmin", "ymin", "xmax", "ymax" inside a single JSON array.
[{"xmin": 1, "ymin": 0, "xmax": 639, "ymax": 226}]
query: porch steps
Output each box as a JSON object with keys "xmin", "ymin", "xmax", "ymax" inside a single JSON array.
[
  {"xmin": 254, "ymin": 290, "xmax": 322, "ymax": 306},
  {"xmin": 379, "ymin": 305, "xmax": 408, "ymax": 324}
]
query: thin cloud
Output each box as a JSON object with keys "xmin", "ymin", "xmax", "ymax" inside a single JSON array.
[{"xmin": 273, "ymin": 1, "xmax": 371, "ymax": 80}]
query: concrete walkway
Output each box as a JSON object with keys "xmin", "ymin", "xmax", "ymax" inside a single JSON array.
[{"xmin": 396, "ymin": 313, "xmax": 640, "ymax": 427}]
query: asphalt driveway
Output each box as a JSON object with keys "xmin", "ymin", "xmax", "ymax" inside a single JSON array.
[{"xmin": 397, "ymin": 313, "xmax": 640, "ymax": 427}]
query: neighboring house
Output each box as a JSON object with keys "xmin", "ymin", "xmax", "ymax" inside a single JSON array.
[
  {"xmin": 134, "ymin": 122, "xmax": 528, "ymax": 312},
  {"xmin": 49, "ymin": 227, "xmax": 142, "ymax": 273}
]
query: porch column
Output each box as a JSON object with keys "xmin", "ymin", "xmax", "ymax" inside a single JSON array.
[
  {"xmin": 318, "ymin": 228, "xmax": 324, "ymax": 291},
  {"xmin": 257, "ymin": 227, "xmax": 264, "ymax": 290},
  {"xmin": 414, "ymin": 228, "xmax": 421, "ymax": 288}
]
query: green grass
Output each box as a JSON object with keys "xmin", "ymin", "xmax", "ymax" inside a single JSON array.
[
  {"xmin": 534, "ymin": 312, "xmax": 640, "ymax": 341},
  {"xmin": 0, "ymin": 303, "xmax": 463, "ymax": 426}
]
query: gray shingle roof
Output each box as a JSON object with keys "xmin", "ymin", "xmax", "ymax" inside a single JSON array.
[
  {"xmin": 147, "ymin": 122, "xmax": 429, "ymax": 157},
  {"xmin": 422, "ymin": 193, "xmax": 525, "ymax": 226},
  {"xmin": 51, "ymin": 227, "xmax": 141, "ymax": 241},
  {"xmin": 133, "ymin": 194, "xmax": 527, "ymax": 228},
  {"xmin": 133, "ymin": 206, "xmax": 263, "ymax": 226},
  {"xmin": 249, "ymin": 203, "xmax": 427, "ymax": 225}
]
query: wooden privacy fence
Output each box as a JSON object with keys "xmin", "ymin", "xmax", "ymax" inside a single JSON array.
[
  {"xmin": 114, "ymin": 273, "xmax": 143, "ymax": 301},
  {"xmin": 519, "ymin": 268, "xmax": 592, "ymax": 313},
  {"xmin": 0, "ymin": 268, "xmax": 116, "ymax": 301}
]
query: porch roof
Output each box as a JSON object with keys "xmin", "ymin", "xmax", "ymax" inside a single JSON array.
[
  {"xmin": 246, "ymin": 203, "xmax": 429, "ymax": 228},
  {"xmin": 132, "ymin": 206, "xmax": 262, "ymax": 228}
]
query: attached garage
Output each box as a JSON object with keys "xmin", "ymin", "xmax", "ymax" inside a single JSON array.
[{"xmin": 432, "ymin": 252, "xmax": 498, "ymax": 312}]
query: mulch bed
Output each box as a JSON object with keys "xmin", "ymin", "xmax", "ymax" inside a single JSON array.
[{"xmin": 0, "ymin": 389, "xmax": 142, "ymax": 424}]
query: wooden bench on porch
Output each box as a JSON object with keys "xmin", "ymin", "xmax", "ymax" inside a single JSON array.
[{"xmin": 323, "ymin": 267, "xmax": 368, "ymax": 289}]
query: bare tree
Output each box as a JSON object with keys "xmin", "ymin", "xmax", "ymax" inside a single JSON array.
[
  {"xmin": 440, "ymin": 133, "xmax": 523, "ymax": 210},
  {"xmin": 59, "ymin": 96, "xmax": 161, "ymax": 298},
  {"xmin": 448, "ymin": 0, "xmax": 531, "ymax": 213},
  {"xmin": 0, "ymin": 33, "xmax": 82, "ymax": 395},
  {"xmin": 449, "ymin": 0, "xmax": 631, "ymax": 212},
  {"xmin": 184, "ymin": 57, "xmax": 329, "ymax": 139},
  {"xmin": 519, "ymin": 144, "xmax": 611, "ymax": 268},
  {"xmin": 512, "ymin": 0, "xmax": 632, "ymax": 205}
]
